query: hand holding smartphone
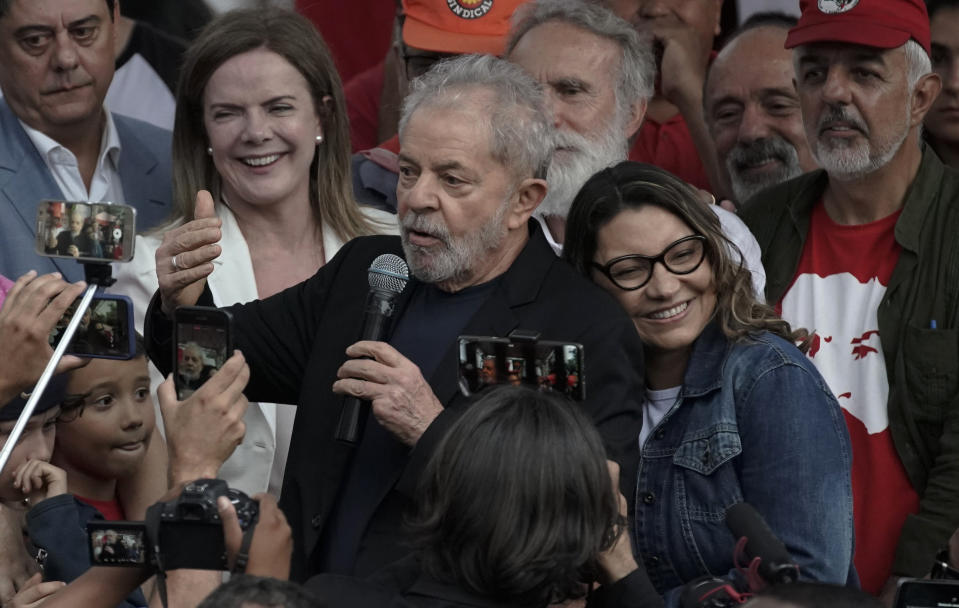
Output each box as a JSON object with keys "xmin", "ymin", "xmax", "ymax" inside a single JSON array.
[{"xmin": 174, "ymin": 307, "xmax": 233, "ymax": 400}]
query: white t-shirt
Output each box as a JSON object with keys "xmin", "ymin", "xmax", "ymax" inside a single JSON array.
[{"xmin": 639, "ymin": 385, "xmax": 682, "ymax": 447}]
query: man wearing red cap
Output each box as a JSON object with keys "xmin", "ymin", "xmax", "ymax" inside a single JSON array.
[
  {"xmin": 345, "ymin": 0, "xmax": 528, "ymax": 154},
  {"xmin": 740, "ymin": 0, "xmax": 956, "ymax": 598}
]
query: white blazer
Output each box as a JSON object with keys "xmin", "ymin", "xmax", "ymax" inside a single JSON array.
[{"xmin": 111, "ymin": 203, "xmax": 398, "ymax": 497}]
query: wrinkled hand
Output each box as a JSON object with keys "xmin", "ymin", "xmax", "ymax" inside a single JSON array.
[
  {"xmin": 0, "ymin": 271, "xmax": 88, "ymax": 406},
  {"xmin": 333, "ymin": 341, "xmax": 443, "ymax": 446},
  {"xmin": 158, "ymin": 351, "xmax": 249, "ymax": 485},
  {"xmin": 12, "ymin": 460, "xmax": 67, "ymax": 507},
  {"xmin": 640, "ymin": 19, "xmax": 709, "ymax": 108},
  {"xmin": 156, "ymin": 190, "xmax": 221, "ymax": 317},
  {"xmin": 219, "ymin": 493, "xmax": 291, "ymax": 580},
  {"xmin": 67, "ymin": 245, "xmax": 79, "ymax": 258},
  {"xmin": 597, "ymin": 461, "xmax": 639, "ymax": 585},
  {"xmin": 6, "ymin": 573, "xmax": 64, "ymax": 608}
]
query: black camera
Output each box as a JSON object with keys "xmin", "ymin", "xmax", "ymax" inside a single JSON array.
[{"xmin": 87, "ymin": 479, "xmax": 259, "ymax": 571}]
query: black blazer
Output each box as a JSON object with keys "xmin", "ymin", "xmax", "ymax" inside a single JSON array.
[{"xmin": 146, "ymin": 222, "xmax": 645, "ymax": 580}]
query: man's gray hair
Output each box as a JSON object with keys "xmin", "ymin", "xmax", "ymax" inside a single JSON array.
[
  {"xmin": 904, "ymin": 39, "xmax": 932, "ymax": 89},
  {"xmin": 505, "ymin": 0, "xmax": 655, "ymax": 108},
  {"xmin": 399, "ymin": 53, "xmax": 553, "ymax": 180}
]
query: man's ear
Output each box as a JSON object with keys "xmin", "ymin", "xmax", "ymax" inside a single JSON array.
[
  {"xmin": 625, "ymin": 98, "xmax": 648, "ymax": 140},
  {"xmin": 507, "ymin": 177, "xmax": 548, "ymax": 229},
  {"xmin": 909, "ymin": 72, "xmax": 942, "ymax": 128},
  {"xmin": 113, "ymin": 0, "xmax": 121, "ymax": 23}
]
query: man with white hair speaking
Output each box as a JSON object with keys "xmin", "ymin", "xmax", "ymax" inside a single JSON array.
[
  {"xmin": 739, "ymin": 0, "xmax": 959, "ymax": 597},
  {"xmin": 506, "ymin": 0, "xmax": 765, "ymax": 297}
]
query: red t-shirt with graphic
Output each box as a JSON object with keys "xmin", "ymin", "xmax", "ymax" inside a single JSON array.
[{"xmin": 777, "ymin": 201, "xmax": 919, "ymax": 594}]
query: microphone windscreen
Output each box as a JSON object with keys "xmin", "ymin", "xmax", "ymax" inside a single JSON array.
[{"xmin": 368, "ymin": 254, "xmax": 409, "ymax": 294}]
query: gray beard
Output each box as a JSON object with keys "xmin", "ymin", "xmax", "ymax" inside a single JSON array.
[
  {"xmin": 400, "ymin": 196, "xmax": 511, "ymax": 286},
  {"xmin": 725, "ymin": 136, "xmax": 804, "ymax": 202},
  {"xmin": 539, "ymin": 118, "xmax": 629, "ymax": 220},
  {"xmin": 813, "ymin": 104, "xmax": 911, "ymax": 181}
]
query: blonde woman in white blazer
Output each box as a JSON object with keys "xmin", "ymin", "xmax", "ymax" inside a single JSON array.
[{"xmin": 110, "ymin": 8, "xmax": 398, "ymax": 499}]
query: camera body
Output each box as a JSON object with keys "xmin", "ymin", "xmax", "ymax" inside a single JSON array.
[{"xmin": 87, "ymin": 479, "xmax": 258, "ymax": 571}]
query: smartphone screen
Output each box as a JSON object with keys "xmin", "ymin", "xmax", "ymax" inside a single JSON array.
[
  {"xmin": 86, "ymin": 522, "xmax": 149, "ymax": 567},
  {"xmin": 174, "ymin": 307, "xmax": 232, "ymax": 400},
  {"xmin": 458, "ymin": 335, "xmax": 585, "ymax": 400},
  {"xmin": 895, "ymin": 580, "xmax": 959, "ymax": 608},
  {"xmin": 48, "ymin": 294, "xmax": 135, "ymax": 359},
  {"xmin": 35, "ymin": 200, "xmax": 136, "ymax": 263}
]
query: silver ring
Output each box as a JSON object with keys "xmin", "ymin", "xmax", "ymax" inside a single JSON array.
[{"xmin": 172, "ymin": 254, "xmax": 181, "ymax": 271}]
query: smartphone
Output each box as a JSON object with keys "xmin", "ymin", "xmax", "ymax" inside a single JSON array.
[
  {"xmin": 174, "ymin": 307, "xmax": 233, "ymax": 400},
  {"xmin": 894, "ymin": 579, "xmax": 959, "ymax": 608},
  {"xmin": 35, "ymin": 200, "xmax": 136, "ymax": 264},
  {"xmin": 458, "ymin": 335, "xmax": 585, "ymax": 400},
  {"xmin": 86, "ymin": 521, "xmax": 149, "ymax": 567},
  {"xmin": 48, "ymin": 294, "xmax": 136, "ymax": 359}
]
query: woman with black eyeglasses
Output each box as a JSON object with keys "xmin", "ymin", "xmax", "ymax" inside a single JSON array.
[{"xmin": 563, "ymin": 162, "xmax": 858, "ymax": 605}]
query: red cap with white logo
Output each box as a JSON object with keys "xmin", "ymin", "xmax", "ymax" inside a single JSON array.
[{"xmin": 785, "ymin": 0, "xmax": 930, "ymax": 56}]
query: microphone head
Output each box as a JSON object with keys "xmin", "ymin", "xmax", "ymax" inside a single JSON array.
[{"xmin": 368, "ymin": 254, "xmax": 409, "ymax": 295}]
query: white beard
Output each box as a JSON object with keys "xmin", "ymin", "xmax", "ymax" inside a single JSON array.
[{"xmin": 538, "ymin": 115, "xmax": 629, "ymax": 220}]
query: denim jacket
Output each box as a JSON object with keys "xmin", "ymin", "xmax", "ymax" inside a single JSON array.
[{"xmin": 633, "ymin": 323, "xmax": 856, "ymax": 606}]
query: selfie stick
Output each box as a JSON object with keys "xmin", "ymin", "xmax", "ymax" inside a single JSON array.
[{"xmin": 0, "ymin": 263, "xmax": 111, "ymax": 476}]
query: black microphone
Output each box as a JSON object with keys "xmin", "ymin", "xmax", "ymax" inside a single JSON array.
[
  {"xmin": 334, "ymin": 254, "xmax": 409, "ymax": 444},
  {"xmin": 725, "ymin": 502, "xmax": 800, "ymax": 586}
]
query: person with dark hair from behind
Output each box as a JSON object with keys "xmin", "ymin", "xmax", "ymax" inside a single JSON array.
[
  {"xmin": 925, "ymin": 0, "xmax": 959, "ymax": 169},
  {"xmin": 305, "ymin": 385, "xmax": 663, "ymax": 608},
  {"xmin": 197, "ymin": 575, "xmax": 320, "ymax": 608},
  {"xmin": 746, "ymin": 582, "xmax": 882, "ymax": 608}
]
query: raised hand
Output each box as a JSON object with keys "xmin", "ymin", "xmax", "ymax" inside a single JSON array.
[
  {"xmin": 155, "ymin": 190, "xmax": 222, "ymax": 317},
  {"xmin": 12, "ymin": 459, "xmax": 67, "ymax": 507},
  {"xmin": 157, "ymin": 351, "xmax": 249, "ymax": 485},
  {"xmin": 0, "ymin": 271, "xmax": 88, "ymax": 406}
]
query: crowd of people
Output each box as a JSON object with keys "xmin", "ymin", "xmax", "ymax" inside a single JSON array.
[{"xmin": 1, "ymin": 0, "xmax": 959, "ymax": 607}]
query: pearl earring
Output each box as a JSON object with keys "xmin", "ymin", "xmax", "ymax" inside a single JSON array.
[
  {"xmin": 206, "ymin": 146, "xmax": 213, "ymax": 155},
  {"xmin": 315, "ymin": 135, "xmax": 324, "ymax": 144}
]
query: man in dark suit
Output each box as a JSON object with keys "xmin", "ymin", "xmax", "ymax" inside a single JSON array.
[{"xmin": 146, "ymin": 54, "xmax": 645, "ymax": 581}]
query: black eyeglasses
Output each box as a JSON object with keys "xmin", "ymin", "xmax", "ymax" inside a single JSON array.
[{"xmin": 591, "ymin": 235, "xmax": 707, "ymax": 291}]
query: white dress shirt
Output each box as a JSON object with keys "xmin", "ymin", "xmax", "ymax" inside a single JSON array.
[{"xmin": 20, "ymin": 109, "xmax": 125, "ymax": 204}]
